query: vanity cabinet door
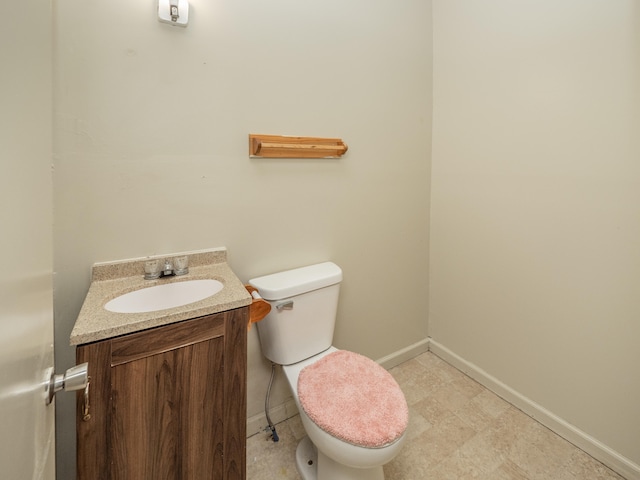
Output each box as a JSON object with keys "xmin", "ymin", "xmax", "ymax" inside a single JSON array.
[
  {"xmin": 111, "ymin": 332, "xmax": 225, "ymax": 478},
  {"xmin": 76, "ymin": 307, "xmax": 248, "ymax": 480}
]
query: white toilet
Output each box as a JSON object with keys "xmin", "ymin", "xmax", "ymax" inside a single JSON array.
[{"xmin": 249, "ymin": 262, "xmax": 408, "ymax": 480}]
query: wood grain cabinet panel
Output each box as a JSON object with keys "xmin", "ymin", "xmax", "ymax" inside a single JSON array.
[{"xmin": 76, "ymin": 307, "xmax": 248, "ymax": 480}]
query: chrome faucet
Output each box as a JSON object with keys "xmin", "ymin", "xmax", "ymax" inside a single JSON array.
[
  {"xmin": 144, "ymin": 256, "xmax": 189, "ymax": 280},
  {"xmin": 163, "ymin": 260, "xmax": 174, "ymax": 277}
]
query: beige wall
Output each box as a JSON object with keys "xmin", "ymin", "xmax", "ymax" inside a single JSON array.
[
  {"xmin": 430, "ymin": 0, "xmax": 640, "ymax": 473},
  {"xmin": 52, "ymin": 0, "xmax": 432, "ymax": 477}
]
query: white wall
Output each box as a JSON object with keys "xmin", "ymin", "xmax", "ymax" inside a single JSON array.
[
  {"xmin": 430, "ymin": 0, "xmax": 640, "ymax": 474},
  {"xmin": 53, "ymin": 1, "xmax": 432, "ymax": 477}
]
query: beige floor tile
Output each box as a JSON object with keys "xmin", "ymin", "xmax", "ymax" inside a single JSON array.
[
  {"xmin": 429, "ymin": 448, "xmax": 487, "ymax": 479},
  {"xmin": 450, "ymin": 374, "xmax": 486, "ymax": 399},
  {"xmin": 247, "ymin": 421, "xmax": 301, "ymax": 480},
  {"xmin": 383, "ymin": 435, "xmax": 433, "ymax": 478},
  {"xmin": 456, "ymin": 422, "xmax": 513, "ymax": 473},
  {"xmin": 483, "ymin": 459, "xmax": 532, "ymax": 479},
  {"xmin": 389, "ymin": 357, "xmax": 425, "ymax": 385},
  {"xmin": 412, "ymin": 411, "xmax": 478, "ymax": 470},
  {"xmin": 490, "ymin": 405, "xmax": 539, "ymax": 447},
  {"xmin": 431, "ymin": 380, "xmax": 478, "ymax": 412},
  {"xmin": 470, "ymin": 388, "xmax": 512, "ymax": 419},
  {"xmin": 454, "ymin": 397, "xmax": 498, "ymax": 432},
  {"xmin": 413, "ymin": 393, "xmax": 453, "ymax": 425},
  {"xmin": 405, "ymin": 405, "xmax": 433, "ymax": 440},
  {"xmin": 415, "ymin": 351, "xmax": 465, "ymax": 384},
  {"xmin": 507, "ymin": 421, "xmax": 576, "ymax": 480},
  {"xmin": 557, "ymin": 448, "xmax": 627, "ymax": 480},
  {"xmin": 392, "ymin": 362, "xmax": 450, "ymax": 406},
  {"xmin": 386, "ymin": 415, "xmax": 473, "ymax": 475}
]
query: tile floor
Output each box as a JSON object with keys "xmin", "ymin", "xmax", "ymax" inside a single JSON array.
[{"xmin": 247, "ymin": 351, "xmax": 626, "ymax": 480}]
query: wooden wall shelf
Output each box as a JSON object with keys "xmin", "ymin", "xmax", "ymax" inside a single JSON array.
[{"xmin": 249, "ymin": 134, "xmax": 348, "ymax": 159}]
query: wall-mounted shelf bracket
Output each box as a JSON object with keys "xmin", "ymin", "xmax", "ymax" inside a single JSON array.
[{"xmin": 249, "ymin": 134, "xmax": 348, "ymax": 159}]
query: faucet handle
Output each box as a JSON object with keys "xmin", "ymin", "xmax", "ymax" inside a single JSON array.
[
  {"xmin": 144, "ymin": 259, "xmax": 162, "ymax": 279},
  {"xmin": 174, "ymin": 256, "xmax": 189, "ymax": 276}
]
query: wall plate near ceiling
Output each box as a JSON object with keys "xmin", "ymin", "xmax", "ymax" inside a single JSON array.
[{"xmin": 158, "ymin": 0, "xmax": 189, "ymax": 27}]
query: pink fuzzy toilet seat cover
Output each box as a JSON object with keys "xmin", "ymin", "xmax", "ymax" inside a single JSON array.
[{"xmin": 297, "ymin": 350, "xmax": 408, "ymax": 448}]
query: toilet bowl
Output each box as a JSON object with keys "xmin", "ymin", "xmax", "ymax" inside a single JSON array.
[
  {"xmin": 249, "ymin": 263, "xmax": 408, "ymax": 480},
  {"xmin": 283, "ymin": 347, "xmax": 407, "ymax": 480}
]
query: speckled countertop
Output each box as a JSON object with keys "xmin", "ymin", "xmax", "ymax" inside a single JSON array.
[{"xmin": 70, "ymin": 247, "xmax": 252, "ymax": 346}]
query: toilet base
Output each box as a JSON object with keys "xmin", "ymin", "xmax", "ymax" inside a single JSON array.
[
  {"xmin": 296, "ymin": 436, "xmax": 318, "ymax": 480},
  {"xmin": 295, "ymin": 436, "xmax": 385, "ymax": 480}
]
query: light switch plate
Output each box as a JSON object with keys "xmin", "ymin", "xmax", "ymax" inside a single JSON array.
[{"xmin": 158, "ymin": 0, "xmax": 189, "ymax": 27}]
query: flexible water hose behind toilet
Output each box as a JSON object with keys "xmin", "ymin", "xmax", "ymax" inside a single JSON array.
[{"xmin": 265, "ymin": 362, "xmax": 279, "ymax": 442}]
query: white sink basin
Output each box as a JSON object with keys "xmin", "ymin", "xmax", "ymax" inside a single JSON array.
[{"xmin": 104, "ymin": 279, "xmax": 224, "ymax": 313}]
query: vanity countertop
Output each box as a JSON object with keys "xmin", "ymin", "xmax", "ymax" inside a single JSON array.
[{"xmin": 70, "ymin": 247, "xmax": 252, "ymax": 346}]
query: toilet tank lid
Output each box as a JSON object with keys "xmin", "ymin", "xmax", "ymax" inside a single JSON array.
[{"xmin": 248, "ymin": 262, "xmax": 342, "ymax": 300}]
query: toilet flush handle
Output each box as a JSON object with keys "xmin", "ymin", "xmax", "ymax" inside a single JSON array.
[{"xmin": 276, "ymin": 301, "xmax": 294, "ymax": 311}]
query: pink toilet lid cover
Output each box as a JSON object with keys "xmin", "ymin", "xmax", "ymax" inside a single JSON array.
[{"xmin": 297, "ymin": 350, "xmax": 408, "ymax": 448}]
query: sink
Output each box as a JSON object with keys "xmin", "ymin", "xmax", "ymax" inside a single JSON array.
[{"xmin": 104, "ymin": 279, "xmax": 224, "ymax": 313}]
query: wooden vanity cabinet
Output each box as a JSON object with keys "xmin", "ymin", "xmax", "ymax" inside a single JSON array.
[{"xmin": 76, "ymin": 307, "xmax": 248, "ymax": 480}]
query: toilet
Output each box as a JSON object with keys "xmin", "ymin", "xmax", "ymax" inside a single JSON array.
[{"xmin": 249, "ymin": 262, "xmax": 408, "ymax": 480}]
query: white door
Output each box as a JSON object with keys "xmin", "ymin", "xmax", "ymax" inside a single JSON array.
[{"xmin": 0, "ymin": 0, "xmax": 56, "ymax": 478}]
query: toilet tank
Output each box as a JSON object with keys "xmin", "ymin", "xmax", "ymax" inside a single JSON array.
[{"xmin": 249, "ymin": 262, "xmax": 342, "ymax": 365}]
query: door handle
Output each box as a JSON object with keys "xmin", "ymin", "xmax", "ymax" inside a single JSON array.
[{"xmin": 46, "ymin": 363, "xmax": 89, "ymax": 405}]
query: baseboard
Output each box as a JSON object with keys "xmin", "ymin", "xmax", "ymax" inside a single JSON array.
[
  {"xmin": 376, "ymin": 337, "xmax": 431, "ymax": 370},
  {"xmin": 428, "ymin": 339, "xmax": 640, "ymax": 480}
]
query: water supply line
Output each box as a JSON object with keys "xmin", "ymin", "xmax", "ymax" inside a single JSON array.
[{"xmin": 265, "ymin": 362, "xmax": 279, "ymax": 442}]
